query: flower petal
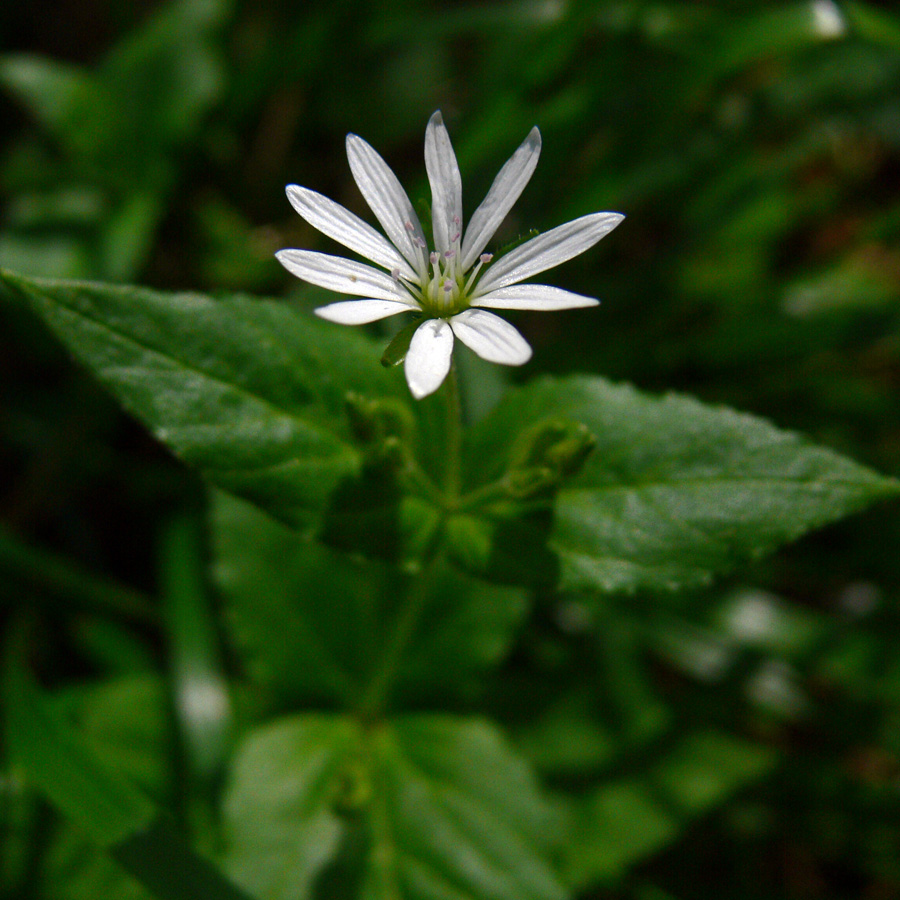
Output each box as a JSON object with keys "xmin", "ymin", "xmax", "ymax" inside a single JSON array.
[
  {"xmin": 474, "ymin": 212, "xmax": 624, "ymax": 294},
  {"xmin": 314, "ymin": 299, "xmax": 417, "ymax": 325},
  {"xmin": 346, "ymin": 133, "xmax": 429, "ymax": 278},
  {"xmin": 460, "ymin": 126, "xmax": 541, "ymax": 271},
  {"xmin": 424, "ymin": 111, "xmax": 463, "ymax": 256},
  {"xmin": 276, "ymin": 249, "xmax": 410, "ymax": 301},
  {"xmin": 449, "ymin": 309, "xmax": 532, "ymax": 366},
  {"xmin": 285, "ymin": 185, "xmax": 418, "ymax": 281},
  {"xmin": 405, "ymin": 319, "xmax": 454, "ymax": 399},
  {"xmin": 474, "ymin": 283, "xmax": 599, "ymax": 311}
]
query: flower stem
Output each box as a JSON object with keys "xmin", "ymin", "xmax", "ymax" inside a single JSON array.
[
  {"xmin": 357, "ymin": 355, "xmax": 466, "ymax": 721},
  {"xmin": 358, "ymin": 534, "xmax": 445, "ymax": 722},
  {"xmin": 444, "ymin": 357, "xmax": 462, "ymax": 502}
]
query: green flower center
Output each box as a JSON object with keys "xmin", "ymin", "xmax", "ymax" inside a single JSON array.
[{"xmin": 412, "ymin": 246, "xmax": 493, "ymax": 319}]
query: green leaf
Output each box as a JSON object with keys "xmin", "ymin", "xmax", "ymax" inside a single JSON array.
[
  {"xmin": 38, "ymin": 675, "xmax": 168, "ymax": 900},
  {"xmin": 562, "ymin": 731, "xmax": 777, "ymax": 890},
  {"xmin": 211, "ymin": 493, "xmax": 527, "ymax": 706},
  {"xmin": 4, "ymin": 644, "xmax": 257, "ymax": 900},
  {"xmin": 0, "ymin": 55, "xmax": 109, "ymax": 154},
  {"xmin": 0, "ymin": 270, "xmax": 412, "ymax": 531},
  {"xmin": 466, "ymin": 376, "xmax": 899, "ymax": 594},
  {"xmin": 222, "ymin": 713, "xmax": 567, "ymax": 900}
]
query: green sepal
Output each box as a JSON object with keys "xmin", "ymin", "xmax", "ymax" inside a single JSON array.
[
  {"xmin": 380, "ymin": 318, "xmax": 422, "ymax": 367},
  {"xmin": 506, "ymin": 418, "xmax": 597, "ymax": 498},
  {"xmin": 344, "ymin": 391, "xmax": 415, "ymax": 452}
]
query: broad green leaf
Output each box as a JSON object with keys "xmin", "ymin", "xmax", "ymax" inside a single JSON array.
[
  {"xmin": 222, "ymin": 713, "xmax": 566, "ymax": 900},
  {"xmin": 4, "ymin": 650, "xmax": 256, "ymax": 900},
  {"xmin": 39, "ymin": 676, "xmax": 167, "ymax": 900},
  {"xmin": 466, "ymin": 376, "xmax": 898, "ymax": 594},
  {"xmin": 221, "ymin": 715, "xmax": 357, "ymax": 900},
  {"xmin": 0, "ymin": 270, "xmax": 411, "ymax": 531},
  {"xmin": 562, "ymin": 731, "xmax": 777, "ymax": 890},
  {"xmin": 212, "ymin": 493, "xmax": 527, "ymax": 706}
]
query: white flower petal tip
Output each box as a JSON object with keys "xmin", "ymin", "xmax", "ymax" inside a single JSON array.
[
  {"xmin": 450, "ymin": 309, "xmax": 532, "ymax": 366},
  {"xmin": 475, "ymin": 210, "xmax": 625, "ymax": 294},
  {"xmin": 405, "ymin": 319, "xmax": 454, "ymax": 399},
  {"xmin": 345, "ymin": 133, "xmax": 428, "ymax": 277},
  {"xmin": 275, "ymin": 249, "xmax": 406, "ymax": 301},
  {"xmin": 474, "ymin": 284, "xmax": 600, "ymax": 311},
  {"xmin": 284, "ymin": 184, "xmax": 417, "ymax": 279},
  {"xmin": 314, "ymin": 299, "xmax": 416, "ymax": 325},
  {"xmin": 424, "ymin": 109, "xmax": 463, "ymax": 256},
  {"xmin": 460, "ymin": 125, "xmax": 542, "ymax": 270}
]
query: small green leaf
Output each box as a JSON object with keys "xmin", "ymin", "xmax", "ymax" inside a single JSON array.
[
  {"xmin": 467, "ymin": 376, "xmax": 899, "ymax": 594},
  {"xmin": 222, "ymin": 714, "xmax": 567, "ymax": 900},
  {"xmin": 1, "ymin": 271, "xmax": 410, "ymax": 531}
]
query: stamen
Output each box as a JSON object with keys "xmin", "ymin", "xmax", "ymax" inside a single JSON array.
[
  {"xmin": 430, "ymin": 251, "xmax": 439, "ymax": 267},
  {"xmin": 391, "ymin": 267, "xmax": 401, "ymax": 282},
  {"xmin": 404, "ymin": 221, "xmax": 415, "ymax": 232},
  {"xmin": 464, "ymin": 252, "xmax": 494, "ymax": 293},
  {"xmin": 443, "ymin": 250, "xmax": 455, "ymax": 259},
  {"xmin": 414, "ymin": 236, "xmax": 427, "ymax": 248}
]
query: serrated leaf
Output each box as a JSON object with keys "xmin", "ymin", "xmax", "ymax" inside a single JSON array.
[
  {"xmin": 211, "ymin": 493, "xmax": 527, "ymax": 706},
  {"xmin": 466, "ymin": 376, "xmax": 898, "ymax": 594},
  {"xmin": 222, "ymin": 713, "xmax": 566, "ymax": 900},
  {"xmin": 1, "ymin": 270, "xmax": 412, "ymax": 530}
]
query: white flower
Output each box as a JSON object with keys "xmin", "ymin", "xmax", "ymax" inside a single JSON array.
[{"xmin": 277, "ymin": 111, "xmax": 623, "ymax": 399}]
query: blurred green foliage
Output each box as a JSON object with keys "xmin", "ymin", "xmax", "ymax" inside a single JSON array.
[{"xmin": 3, "ymin": 1, "xmax": 900, "ymax": 899}]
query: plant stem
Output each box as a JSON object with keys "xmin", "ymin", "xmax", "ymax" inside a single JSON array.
[
  {"xmin": 359, "ymin": 538, "xmax": 444, "ymax": 721},
  {"xmin": 444, "ymin": 357, "xmax": 462, "ymax": 502},
  {"xmin": 358, "ymin": 359, "xmax": 466, "ymax": 721}
]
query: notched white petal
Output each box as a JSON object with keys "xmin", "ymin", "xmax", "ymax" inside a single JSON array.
[
  {"xmin": 449, "ymin": 309, "xmax": 532, "ymax": 366},
  {"xmin": 461, "ymin": 126, "xmax": 542, "ymax": 270},
  {"xmin": 424, "ymin": 110, "xmax": 463, "ymax": 256},
  {"xmin": 476, "ymin": 212, "xmax": 624, "ymax": 293},
  {"xmin": 346, "ymin": 134, "xmax": 428, "ymax": 277},
  {"xmin": 276, "ymin": 249, "xmax": 409, "ymax": 301},
  {"xmin": 405, "ymin": 319, "xmax": 454, "ymax": 399},
  {"xmin": 473, "ymin": 284, "xmax": 599, "ymax": 311},
  {"xmin": 314, "ymin": 299, "xmax": 417, "ymax": 325},
  {"xmin": 285, "ymin": 185, "xmax": 417, "ymax": 281}
]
